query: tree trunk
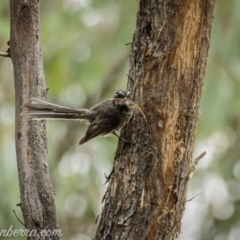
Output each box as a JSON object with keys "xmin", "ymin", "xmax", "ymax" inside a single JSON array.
[
  {"xmin": 96, "ymin": 0, "xmax": 215, "ymax": 239},
  {"xmin": 10, "ymin": 1, "xmax": 60, "ymax": 239}
]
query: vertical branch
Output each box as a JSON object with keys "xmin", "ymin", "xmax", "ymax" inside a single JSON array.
[
  {"xmin": 10, "ymin": 0, "xmax": 60, "ymax": 239},
  {"xmin": 96, "ymin": 0, "xmax": 215, "ymax": 239}
]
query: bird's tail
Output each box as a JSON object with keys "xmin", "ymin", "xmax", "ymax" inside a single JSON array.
[{"xmin": 21, "ymin": 98, "xmax": 92, "ymax": 120}]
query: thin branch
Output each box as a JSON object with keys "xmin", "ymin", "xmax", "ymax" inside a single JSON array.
[
  {"xmin": 13, "ymin": 209, "xmax": 25, "ymax": 227},
  {"xmin": 95, "ymin": 214, "xmax": 101, "ymax": 224},
  {"xmin": 188, "ymin": 151, "xmax": 206, "ymax": 176},
  {"xmin": 185, "ymin": 193, "xmax": 201, "ymax": 203},
  {"xmin": 193, "ymin": 151, "xmax": 206, "ymax": 168}
]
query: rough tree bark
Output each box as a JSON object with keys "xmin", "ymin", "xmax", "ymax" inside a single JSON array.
[
  {"xmin": 96, "ymin": 1, "xmax": 215, "ymax": 239},
  {"xmin": 10, "ymin": 1, "xmax": 60, "ymax": 239}
]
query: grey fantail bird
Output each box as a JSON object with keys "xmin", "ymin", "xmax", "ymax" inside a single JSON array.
[{"xmin": 21, "ymin": 90, "xmax": 134, "ymax": 145}]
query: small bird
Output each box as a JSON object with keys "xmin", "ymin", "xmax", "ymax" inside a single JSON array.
[{"xmin": 22, "ymin": 90, "xmax": 134, "ymax": 145}]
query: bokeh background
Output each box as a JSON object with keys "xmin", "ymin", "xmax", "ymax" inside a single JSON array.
[{"xmin": 0, "ymin": 1, "xmax": 239, "ymax": 239}]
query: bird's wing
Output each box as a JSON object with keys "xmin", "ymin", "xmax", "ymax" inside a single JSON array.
[{"xmin": 79, "ymin": 116, "xmax": 119, "ymax": 145}]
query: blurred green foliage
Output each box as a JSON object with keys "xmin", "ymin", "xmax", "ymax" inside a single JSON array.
[{"xmin": 0, "ymin": 1, "xmax": 239, "ymax": 240}]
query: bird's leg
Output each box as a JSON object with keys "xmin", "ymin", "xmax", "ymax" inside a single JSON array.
[{"xmin": 113, "ymin": 132, "xmax": 130, "ymax": 143}]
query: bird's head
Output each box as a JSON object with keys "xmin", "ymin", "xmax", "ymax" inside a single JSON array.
[{"xmin": 113, "ymin": 90, "xmax": 131, "ymax": 99}]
